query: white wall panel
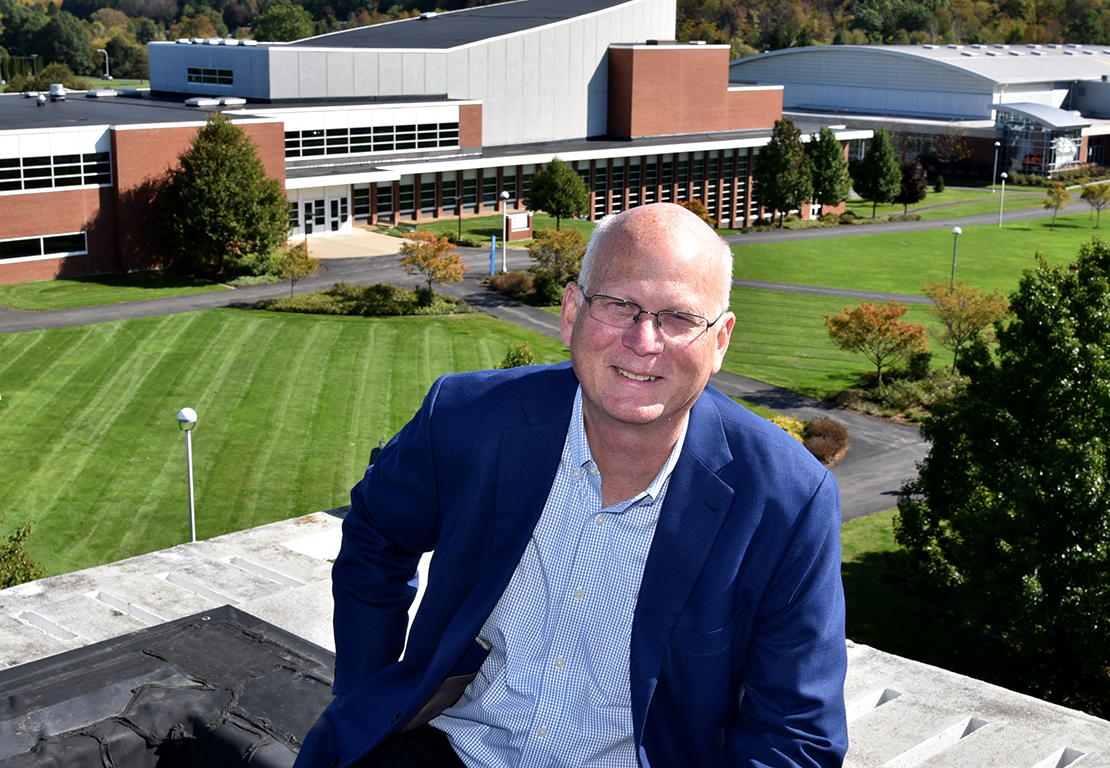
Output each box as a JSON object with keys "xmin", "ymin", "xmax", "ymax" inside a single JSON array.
[
  {"xmin": 425, "ymin": 52, "xmax": 448, "ymax": 94},
  {"xmin": 352, "ymin": 52, "xmax": 380, "ymax": 98},
  {"xmin": 297, "ymin": 51, "xmax": 328, "ymax": 99},
  {"xmin": 378, "ymin": 52, "xmax": 403, "ymax": 95},
  {"xmin": 326, "ymin": 51, "xmax": 355, "ymax": 95},
  {"xmin": 402, "ymin": 52, "xmax": 425, "ymax": 95}
]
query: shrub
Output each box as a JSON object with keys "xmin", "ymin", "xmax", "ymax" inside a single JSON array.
[
  {"xmin": 459, "ymin": 236, "xmax": 483, "ymax": 248},
  {"xmin": 818, "ymin": 212, "xmax": 842, "ymax": 225},
  {"xmin": 770, "ymin": 415, "xmax": 806, "ymax": 443},
  {"xmin": 839, "ymin": 212, "xmax": 856, "ymax": 224},
  {"xmin": 443, "ymin": 230, "xmax": 458, "ymax": 244},
  {"xmin": 490, "ymin": 271, "xmax": 534, "ymax": 297},
  {"xmin": 809, "ymin": 417, "xmax": 848, "ymax": 446},
  {"xmin": 934, "ymin": 175, "xmax": 945, "ymax": 193},
  {"xmin": 804, "ymin": 436, "xmax": 842, "ymax": 465},
  {"xmin": 496, "ymin": 342, "xmax": 538, "ymax": 369},
  {"xmin": 256, "ymin": 282, "xmax": 474, "ymax": 316}
]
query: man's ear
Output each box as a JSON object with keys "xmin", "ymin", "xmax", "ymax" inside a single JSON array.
[
  {"xmin": 560, "ymin": 283, "xmax": 580, "ymax": 348},
  {"xmin": 711, "ymin": 312, "xmax": 735, "ymax": 373}
]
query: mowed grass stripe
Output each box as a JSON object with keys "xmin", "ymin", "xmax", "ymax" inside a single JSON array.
[{"xmin": 0, "ymin": 310, "xmax": 571, "ymax": 576}]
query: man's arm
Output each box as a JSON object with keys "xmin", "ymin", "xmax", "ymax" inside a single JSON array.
[{"xmin": 729, "ymin": 472, "xmax": 848, "ymax": 767}]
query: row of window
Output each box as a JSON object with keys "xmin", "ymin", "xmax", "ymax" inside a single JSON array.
[
  {"xmin": 187, "ymin": 67, "xmax": 233, "ymax": 85},
  {"xmin": 0, "ymin": 152, "xmax": 111, "ymax": 192},
  {"xmin": 284, "ymin": 123, "xmax": 460, "ymax": 158},
  {"xmin": 0, "ymin": 232, "xmax": 87, "ymax": 262}
]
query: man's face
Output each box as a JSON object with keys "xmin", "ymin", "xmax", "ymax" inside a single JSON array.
[{"xmin": 560, "ymin": 206, "xmax": 735, "ymax": 439}]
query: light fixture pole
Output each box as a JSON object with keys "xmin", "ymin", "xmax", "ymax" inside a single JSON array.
[
  {"xmin": 177, "ymin": 407, "xmax": 198, "ymax": 543},
  {"xmin": 950, "ymin": 227, "xmax": 962, "ymax": 290},
  {"xmin": 998, "ymin": 172, "xmax": 1007, "ymax": 227},
  {"xmin": 454, "ymin": 196, "xmax": 462, "ymax": 242},
  {"xmin": 96, "ymin": 48, "xmax": 110, "ymax": 80},
  {"xmin": 992, "ymin": 141, "xmax": 1001, "ymax": 193},
  {"xmin": 500, "ymin": 190, "xmax": 511, "ymax": 273}
]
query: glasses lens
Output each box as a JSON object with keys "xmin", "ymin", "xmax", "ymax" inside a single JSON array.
[
  {"xmin": 658, "ymin": 311, "xmax": 708, "ymax": 340},
  {"xmin": 589, "ymin": 296, "xmax": 639, "ymax": 327}
]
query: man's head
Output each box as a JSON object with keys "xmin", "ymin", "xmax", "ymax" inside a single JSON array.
[{"xmin": 560, "ymin": 203, "xmax": 736, "ymax": 441}]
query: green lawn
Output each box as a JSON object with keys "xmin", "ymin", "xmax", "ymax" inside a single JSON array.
[
  {"xmin": 0, "ymin": 270, "xmax": 228, "ymax": 311},
  {"xmin": 735, "ymin": 213, "xmax": 1108, "ymax": 296},
  {"xmin": 840, "ymin": 509, "xmax": 952, "ymax": 667},
  {"xmin": 410, "ymin": 213, "xmax": 595, "ymax": 245},
  {"xmin": 0, "ymin": 309, "xmax": 569, "ymax": 577},
  {"xmin": 844, "ymin": 186, "xmax": 1045, "ymax": 220}
]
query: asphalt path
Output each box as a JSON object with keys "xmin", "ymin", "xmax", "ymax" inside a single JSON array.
[{"xmin": 0, "ymin": 238, "xmax": 930, "ymax": 520}]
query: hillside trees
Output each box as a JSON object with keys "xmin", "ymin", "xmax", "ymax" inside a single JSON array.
[
  {"xmin": 156, "ymin": 113, "xmax": 289, "ymax": 275},
  {"xmin": 753, "ymin": 118, "xmax": 813, "ymax": 226},
  {"xmin": 896, "ymin": 240, "xmax": 1110, "ymax": 715}
]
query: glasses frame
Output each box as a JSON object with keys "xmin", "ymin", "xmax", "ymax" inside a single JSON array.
[{"xmin": 579, "ymin": 289, "xmax": 725, "ymax": 341}]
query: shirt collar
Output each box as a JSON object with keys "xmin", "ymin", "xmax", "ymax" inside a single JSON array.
[{"xmin": 568, "ymin": 386, "xmax": 689, "ymax": 503}]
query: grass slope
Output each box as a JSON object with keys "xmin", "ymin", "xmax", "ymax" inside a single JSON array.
[
  {"xmin": 0, "ymin": 271, "xmax": 228, "ymax": 311},
  {"xmin": 0, "ymin": 309, "xmax": 569, "ymax": 576},
  {"xmin": 735, "ymin": 213, "xmax": 1108, "ymax": 295}
]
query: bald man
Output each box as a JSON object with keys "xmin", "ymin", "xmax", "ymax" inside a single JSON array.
[{"xmin": 295, "ymin": 204, "xmax": 848, "ymax": 768}]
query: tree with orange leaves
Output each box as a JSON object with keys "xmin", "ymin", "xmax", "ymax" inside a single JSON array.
[
  {"xmin": 399, "ymin": 229, "xmax": 468, "ymax": 306},
  {"xmin": 824, "ymin": 300, "xmax": 927, "ymax": 385}
]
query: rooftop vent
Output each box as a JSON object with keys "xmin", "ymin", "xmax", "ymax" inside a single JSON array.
[
  {"xmin": 923, "ymin": 44, "xmax": 938, "ymax": 49},
  {"xmin": 993, "ymin": 44, "xmax": 1008, "ymax": 48},
  {"xmin": 185, "ymin": 97, "xmax": 221, "ymax": 107},
  {"xmin": 420, "ymin": 11, "xmax": 436, "ymax": 19},
  {"xmin": 971, "ymin": 43, "xmax": 985, "ymax": 49},
  {"xmin": 1027, "ymin": 43, "xmax": 1040, "ymax": 48},
  {"xmin": 1032, "ymin": 50, "xmax": 1045, "ymax": 55},
  {"xmin": 239, "ymin": 38, "xmax": 258, "ymax": 45},
  {"xmin": 986, "ymin": 50, "xmax": 998, "ymax": 56},
  {"xmin": 1065, "ymin": 50, "xmax": 1076, "ymax": 55},
  {"xmin": 961, "ymin": 50, "xmax": 976, "ymax": 56},
  {"xmin": 947, "ymin": 44, "xmax": 962, "ymax": 49},
  {"xmin": 85, "ymin": 89, "xmax": 118, "ymax": 98},
  {"xmin": 688, "ymin": 40, "xmax": 706, "ymax": 44},
  {"xmin": 176, "ymin": 38, "xmax": 191, "ymax": 43},
  {"xmin": 1009, "ymin": 50, "xmax": 1022, "ymax": 55}
]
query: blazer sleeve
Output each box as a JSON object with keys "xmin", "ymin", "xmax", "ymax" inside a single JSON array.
[
  {"xmin": 728, "ymin": 471, "xmax": 848, "ymax": 767},
  {"xmin": 331, "ymin": 376, "xmax": 448, "ymax": 697}
]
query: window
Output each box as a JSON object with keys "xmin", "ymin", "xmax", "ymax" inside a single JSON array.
[
  {"xmin": 353, "ymin": 186, "xmax": 370, "ymax": 220},
  {"xmin": 187, "ymin": 67, "xmax": 232, "ymax": 85},
  {"xmin": 0, "ymin": 151, "xmax": 111, "ymax": 192},
  {"xmin": 0, "ymin": 232, "xmax": 87, "ymax": 262},
  {"xmin": 283, "ymin": 122, "xmax": 461, "ymax": 159}
]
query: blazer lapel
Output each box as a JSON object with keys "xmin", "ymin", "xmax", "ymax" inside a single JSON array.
[{"xmin": 629, "ymin": 394, "xmax": 735, "ymax": 741}]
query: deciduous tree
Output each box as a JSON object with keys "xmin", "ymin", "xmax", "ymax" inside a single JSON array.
[
  {"xmin": 0, "ymin": 512, "xmax": 41, "ymax": 589},
  {"xmin": 851, "ymin": 129, "xmax": 901, "ymax": 217},
  {"xmin": 824, "ymin": 300, "xmax": 927, "ymax": 384},
  {"xmin": 1081, "ymin": 182, "xmax": 1110, "ymax": 228},
  {"xmin": 808, "ymin": 126, "xmax": 851, "ymax": 214},
  {"xmin": 922, "ymin": 280, "xmax": 1009, "ymax": 372},
  {"xmin": 1044, "ymin": 181, "xmax": 1071, "ymax": 230},
  {"xmin": 255, "ymin": 4, "xmax": 314, "ymax": 41},
  {"xmin": 897, "ymin": 240, "xmax": 1110, "ymax": 716},
  {"xmin": 528, "ymin": 227, "xmax": 586, "ymax": 305},
  {"xmin": 279, "ymin": 241, "xmax": 320, "ymax": 297},
  {"xmin": 156, "ymin": 113, "xmax": 289, "ymax": 275},
  {"xmin": 524, "ymin": 157, "xmax": 590, "ymax": 230},
  {"xmin": 753, "ymin": 118, "xmax": 813, "ymax": 227},
  {"xmin": 399, "ymin": 229, "xmax": 467, "ymax": 305},
  {"xmin": 894, "ymin": 160, "xmax": 928, "ymax": 214}
]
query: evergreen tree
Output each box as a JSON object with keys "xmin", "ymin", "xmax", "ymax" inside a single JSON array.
[
  {"xmin": 753, "ymin": 118, "xmax": 813, "ymax": 227},
  {"xmin": 851, "ymin": 129, "xmax": 901, "ymax": 217},
  {"xmin": 894, "ymin": 160, "xmax": 928, "ymax": 214},
  {"xmin": 897, "ymin": 240, "xmax": 1110, "ymax": 716},
  {"xmin": 156, "ymin": 113, "xmax": 289, "ymax": 275},
  {"xmin": 35, "ymin": 11, "xmax": 93, "ymax": 74},
  {"xmin": 524, "ymin": 157, "xmax": 589, "ymax": 230},
  {"xmin": 808, "ymin": 126, "xmax": 851, "ymax": 215}
]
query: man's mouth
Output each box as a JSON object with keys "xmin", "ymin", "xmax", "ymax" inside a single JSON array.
[{"xmin": 618, "ymin": 368, "xmax": 657, "ymax": 382}]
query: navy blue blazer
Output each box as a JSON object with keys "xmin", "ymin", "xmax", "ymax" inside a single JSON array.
[{"xmin": 295, "ymin": 362, "xmax": 848, "ymax": 768}]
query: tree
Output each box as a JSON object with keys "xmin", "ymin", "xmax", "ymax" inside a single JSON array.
[
  {"xmin": 35, "ymin": 11, "xmax": 93, "ymax": 74},
  {"xmin": 1081, "ymin": 182, "xmax": 1110, "ymax": 228},
  {"xmin": 0, "ymin": 512, "xmax": 42, "ymax": 589},
  {"xmin": 851, "ymin": 129, "xmax": 901, "ymax": 217},
  {"xmin": 1044, "ymin": 181, "xmax": 1071, "ymax": 230},
  {"xmin": 279, "ymin": 241, "xmax": 320, "ymax": 297},
  {"xmin": 808, "ymin": 126, "xmax": 851, "ymax": 214},
  {"xmin": 496, "ymin": 341, "xmax": 538, "ymax": 369},
  {"xmin": 894, "ymin": 160, "xmax": 928, "ymax": 214},
  {"xmin": 255, "ymin": 4, "xmax": 314, "ymax": 41},
  {"xmin": 752, "ymin": 118, "xmax": 813, "ymax": 227},
  {"xmin": 8, "ymin": 62, "xmax": 91, "ymax": 92},
  {"xmin": 824, "ymin": 300, "xmax": 927, "ymax": 385},
  {"xmin": 922, "ymin": 280, "xmax": 1009, "ymax": 372},
  {"xmin": 524, "ymin": 157, "xmax": 589, "ymax": 230},
  {"xmin": 399, "ymin": 229, "xmax": 467, "ymax": 305},
  {"xmin": 156, "ymin": 113, "xmax": 289, "ymax": 275},
  {"xmin": 528, "ymin": 227, "xmax": 586, "ymax": 305},
  {"xmin": 896, "ymin": 240, "xmax": 1110, "ymax": 715}
]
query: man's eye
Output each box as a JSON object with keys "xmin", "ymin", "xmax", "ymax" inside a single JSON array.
[{"xmin": 665, "ymin": 313, "xmax": 700, "ymax": 328}]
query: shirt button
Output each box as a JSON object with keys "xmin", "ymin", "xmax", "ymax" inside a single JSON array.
[
  {"xmin": 596, "ymin": 514, "xmax": 605, "ymax": 525},
  {"xmin": 574, "ymin": 469, "xmax": 581, "ymax": 479},
  {"xmin": 536, "ymin": 727, "xmax": 548, "ymax": 738},
  {"xmin": 554, "ymin": 657, "xmax": 565, "ymax": 668},
  {"xmin": 573, "ymin": 588, "xmax": 585, "ymax": 600},
  {"xmin": 589, "ymin": 466, "xmax": 599, "ymax": 477}
]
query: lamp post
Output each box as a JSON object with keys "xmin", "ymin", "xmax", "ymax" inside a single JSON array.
[
  {"xmin": 500, "ymin": 190, "xmax": 510, "ymax": 273},
  {"xmin": 30, "ymin": 54, "xmax": 37, "ymax": 78},
  {"xmin": 992, "ymin": 141, "xmax": 1001, "ymax": 193},
  {"xmin": 96, "ymin": 48, "xmax": 110, "ymax": 80},
  {"xmin": 998, "ymin": 172, "xmax": 1008, "ymax": 227},
  {"xmin": 950, "ymin": 227, "xmax": 962, "ymax": 290},
  {"xmin": 453, "ymin": 196, "xmax": 461, "ymax": 242},
  {"xmin": 177, "ymin": 407, "xmax": 198, "ymax": 543}
]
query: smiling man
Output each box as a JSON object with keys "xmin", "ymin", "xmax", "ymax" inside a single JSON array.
[{"xmin": 295, "ymin": 203, "xmax": 848, "ymax": 768}]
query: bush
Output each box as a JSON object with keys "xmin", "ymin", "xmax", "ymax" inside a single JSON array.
[
  {"xmin": 818, "ymin": 212, "xmax": 842, "ymax": 225},
  {"xmin": 934, "ymin": 175, "xmax": 945, "ymax": 193},
  {"xmin": 839, "ymin": 212, "xmax": 856, "ymax": 224},
  {"xmin": 803, "ymin": 435, "xmax": 842, "ymax": 465},
  {"xmin": 443, "ymin": 230, "xmax": 459, "ymax": 244},
  {"xmin": 490, "ymin": 271, "xmax": 534, "ymax": 297},
  {"xmin": 770, "ymin": 415, "xmax": 806, "ymax": 443},
  {"xmin": 809, "ymin": 417, "xmax": 848, "ymax": 446},
  {"xmin": 496, "ymin": 342, "xmax": 538, "ymax": 369},
  {"xmin": 256, "ymin": 281, "xmax": 475, "ymax": 316}
]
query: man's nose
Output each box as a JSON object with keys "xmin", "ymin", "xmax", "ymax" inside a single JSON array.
[{"xmin": 622, "ymin": 312, "xmax": 665, "ymax": 354}]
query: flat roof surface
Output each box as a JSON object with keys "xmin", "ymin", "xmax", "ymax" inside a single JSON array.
[{"xmin": 288, "ymin": 0, "xmax": 633, "ymax": 50}]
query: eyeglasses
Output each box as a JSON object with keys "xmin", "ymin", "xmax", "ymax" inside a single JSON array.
[{"xmin": 579, "ymin": 290, "xmax": 724, "ymax": 343}]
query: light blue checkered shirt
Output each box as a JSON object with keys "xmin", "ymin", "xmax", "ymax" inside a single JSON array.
[{"xmin": 432, "ymin": 386, "xmax": 687, "ymax": 768}]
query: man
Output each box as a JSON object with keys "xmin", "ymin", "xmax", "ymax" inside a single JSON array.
[{"xmin": 295, "ymin": 203, "xmax": 848, "ymax": 768}]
